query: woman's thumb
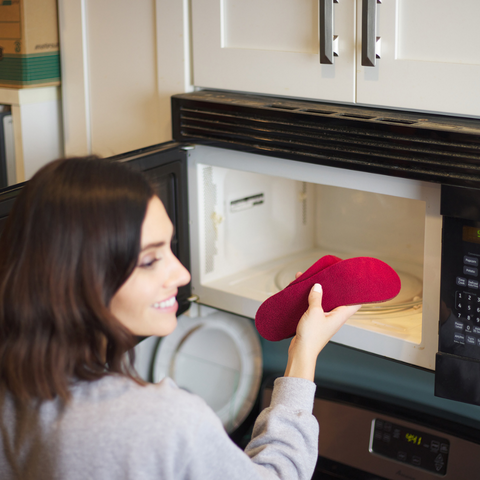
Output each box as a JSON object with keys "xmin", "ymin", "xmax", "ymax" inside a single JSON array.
[{"xmin": 308, "ymin": 283, "xmax": 324, "ymax": 308}]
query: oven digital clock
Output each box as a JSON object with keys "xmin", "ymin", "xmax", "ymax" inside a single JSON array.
[{"xmin": 369, "ymin": 418, "xmax": 450, "ymax": 475}]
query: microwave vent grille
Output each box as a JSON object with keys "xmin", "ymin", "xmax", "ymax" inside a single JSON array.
[{"xmin": 172, "ymin": 91, "xmax": 480, "ymax": 189}]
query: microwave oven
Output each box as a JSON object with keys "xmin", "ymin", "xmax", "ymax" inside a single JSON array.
[{"xmin": 3, "ymin": 90, "xmax": 480, "ymax": 406}]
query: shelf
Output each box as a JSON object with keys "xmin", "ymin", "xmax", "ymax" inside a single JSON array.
[
  {"xmin": 0, "ymin": 86, "xmax": 60, "ymax": 107},
  {"xmin": 0, "ymin": 86, "xmax": 63, "ymax": 183}
]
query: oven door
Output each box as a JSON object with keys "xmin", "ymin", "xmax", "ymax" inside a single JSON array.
[{"xmin": 261, "ymin": 377, "xmax": 480, "ymax": 480}]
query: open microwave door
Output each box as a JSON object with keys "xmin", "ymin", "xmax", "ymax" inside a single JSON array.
[
  {"xmin": 0, "ymin": 142, "xmax": 192, "ymax": 317},
  {"xmin": 111, "ymin": 141, "xmax": 192, "ymax": 316}
]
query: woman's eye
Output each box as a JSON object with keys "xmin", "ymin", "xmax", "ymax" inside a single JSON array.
[{"xmin": 139, "ymin": 257, "xmax": 160, "ymax": 268}]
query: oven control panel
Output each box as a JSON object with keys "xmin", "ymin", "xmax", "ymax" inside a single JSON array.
[{"xmin": 370, "ymin": 419, "xmax": 449, "ymax": 475}]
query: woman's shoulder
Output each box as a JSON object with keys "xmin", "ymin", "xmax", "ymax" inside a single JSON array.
[
  {"xmin": 73, "ymin": 375, "xmax": 205, "ymax": 409},
  {"xmin": 66, "ymin": 375, "xmax": 213, "ymax": 433}
]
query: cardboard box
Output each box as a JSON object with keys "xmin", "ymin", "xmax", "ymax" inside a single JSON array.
[{"xmin": 0, "ymin": 0, "xmax": 60, "ymax": 88}]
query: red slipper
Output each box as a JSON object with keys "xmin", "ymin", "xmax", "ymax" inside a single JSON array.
[{"xmin": 255, "ymin": 256, "xmax": 401, "ymax": 341}]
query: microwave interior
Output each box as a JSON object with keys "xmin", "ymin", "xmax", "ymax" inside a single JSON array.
[{"xmin": 187, "ymin": 146, "xmax": 441, "ymax": 367}]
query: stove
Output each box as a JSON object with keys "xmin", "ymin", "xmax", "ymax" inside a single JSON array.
[{"xmin": 261, "ymin": 377, "xmax": 480, "ymax": 480}]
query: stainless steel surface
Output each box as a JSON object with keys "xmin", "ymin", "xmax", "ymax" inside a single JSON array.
[
  {"xmin": 319, "ymin": 0, "xmax": 339, "ymax": 64},
  {"xmin": 362, "ymin": 0, "xmax": 382, "ymax": 67}
]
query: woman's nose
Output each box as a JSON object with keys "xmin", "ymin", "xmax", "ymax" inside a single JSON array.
[{"xmin": 166, "ymin": 255, "xmax": 191, "ymax": 288}]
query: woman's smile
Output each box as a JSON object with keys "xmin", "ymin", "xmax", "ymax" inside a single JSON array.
[{"xmin": 153, "ymin": 295, "xmax": 177, "ymax": 310}]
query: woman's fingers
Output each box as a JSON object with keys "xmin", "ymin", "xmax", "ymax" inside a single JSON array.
[
  {"xmin": 294, "ymin": 284, "xmax": 361, "ymax": 356},
  {"xmin": 285, "ymin": 284, "xmax": 361, "ymax": 381}
]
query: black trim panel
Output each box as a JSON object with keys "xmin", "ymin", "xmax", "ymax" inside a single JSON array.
[{"xmin": 172, "ymin": 91, "xmax": 480, "ymax": 188}]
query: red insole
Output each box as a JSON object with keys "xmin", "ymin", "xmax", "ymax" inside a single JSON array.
[{"xmin": 255, "ymin": 256, "xmax": 401, "ymax": 341}]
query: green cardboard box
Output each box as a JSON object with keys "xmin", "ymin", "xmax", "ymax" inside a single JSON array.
[{"xmin": 0, "ymin": 0, "xmax": 60, "ymax": 88}]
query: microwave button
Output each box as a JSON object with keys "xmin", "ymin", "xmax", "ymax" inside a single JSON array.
[
  {"xmin": 468, "ymin": 279, "xmax": 479, "ymax": 289},
  {"xmin": 466, "ymin": 293, "xmax": 477, "ymax": 302},
  {"xmin": 454, "ymin": 320, "xmax": 464, "ymax": 331},
  {"xmin": 466, "ymin": 335, "xmax": 476, "ymax": 345},
  {"xmin": 473, "ymin": 326, "xmax": 480, "ymax": 334},
  {"xmin": 457, "ymin": 277, "xmax": 467, "ymax": 287},
  {"xmin": 454, "ymin": 332, "xmax": 465, "ymax": 344},
  {"xmin": 464, "ymin": 256, "xmax": 479, "ymax": 267},
  {"xmin": 465, "ymin": 324, "xmax": 473, "ymax": 333},
  {"xmin": 464, "ymin": 266, "xmax": 479, "ymax": 276}
]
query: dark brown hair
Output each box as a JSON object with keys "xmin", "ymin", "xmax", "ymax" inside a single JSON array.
[{"xmin": 0, "ymin": 156, "xmax": 155, "ymax": 402}]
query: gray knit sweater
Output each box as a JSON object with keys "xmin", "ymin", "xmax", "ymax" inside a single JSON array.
[{"xmin": 0, "ymin": 376, "xmax": 318, "ymax": 480}]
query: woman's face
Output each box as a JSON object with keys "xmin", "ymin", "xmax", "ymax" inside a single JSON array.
[{"xmin": 109, "ymin": 196, "xmax": 191, "ymax": 337}]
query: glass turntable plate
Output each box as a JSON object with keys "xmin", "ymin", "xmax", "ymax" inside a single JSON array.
[{"xmin": 274, "ymin": 252, "xmax": 422, "ymax": 315}]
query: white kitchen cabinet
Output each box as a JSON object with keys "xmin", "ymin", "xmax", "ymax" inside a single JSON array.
[
  {"xmin": 57, "ymin": 0, "xmax": 480, "ymax": 160},
  {"xmin": 357, "ymin": 0, "xmax": 480, "ymax": 117},
  {"xmin": 57, "ymin": 0, "xmax": 192, "ymax": 158},
  {"xmin": 192, "ymin": 0, "xmax": 480, "ymax": 118},
  {"xmin": 192, "ymin": 0, "xmax": 356, "ymax": 103}
]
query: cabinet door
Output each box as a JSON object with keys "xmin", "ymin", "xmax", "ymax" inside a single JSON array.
[
  {"xmin": 58, "ymin": 0, "xmax": 191, "ymax": 158},
  {"xmin": 192, "ymin": 0, "xmax": 355, "ymax": 103},
  {"xmin": 356, "ymin": 0, "xmax": 480, "ymax": 117}
]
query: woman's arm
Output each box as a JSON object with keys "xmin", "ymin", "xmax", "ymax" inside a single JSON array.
[{"xmin": 181, "ymin": 283, "xmax": 360, "ymax": 480}]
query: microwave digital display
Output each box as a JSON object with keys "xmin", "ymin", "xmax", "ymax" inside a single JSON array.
[{"xmin": 463, "ymin": 226, "xmax": 480, "ymax": 244}]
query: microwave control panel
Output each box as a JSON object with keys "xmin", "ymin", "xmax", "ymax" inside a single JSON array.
[
  {"xmin": 436, "ymin": 185, "xmax": 480, "ymax": 406},
  {"xmin": 439, "ymin": 216, "xmax": 480, "ymax": 360}
]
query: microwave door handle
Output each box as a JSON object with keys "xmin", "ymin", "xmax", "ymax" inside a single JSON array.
[
  {"xmin": 362, "ymin": 0, "xmax": 382, "ymax": 67},
  {"xmin": 319, "ymin": 0, "xmax": 339, "ymax": 64}
]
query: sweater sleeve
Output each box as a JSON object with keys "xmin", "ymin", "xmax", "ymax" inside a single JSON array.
[
  {"xmin": 245, "ymin": 376, "xmax": 319, "ymax": 479},
  {"xmin": 181, "ymin": 376, "xmax": 319, "ymax": 480}
]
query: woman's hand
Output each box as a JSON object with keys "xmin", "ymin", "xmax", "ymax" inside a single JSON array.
[{"xmin": 284, "ymin": 274, "xmax": 361, "ymax": 382}]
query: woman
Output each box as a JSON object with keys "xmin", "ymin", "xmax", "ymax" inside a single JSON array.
[{"xmin": 0, "ymin": 156, "xmax": 359, "ymax": 480}]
